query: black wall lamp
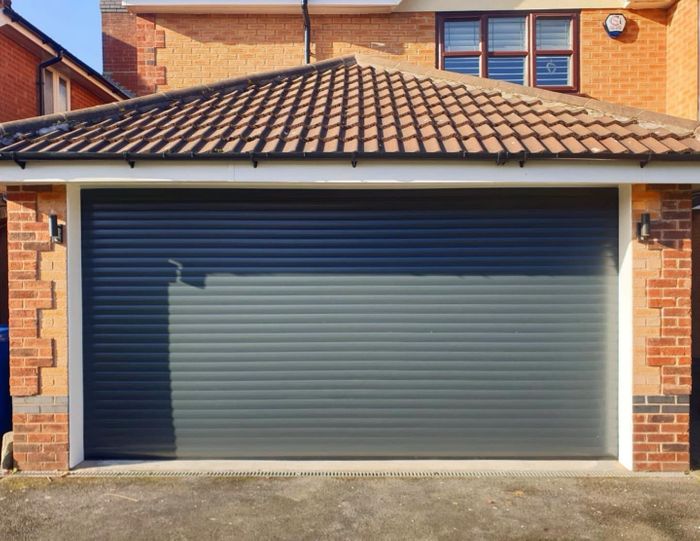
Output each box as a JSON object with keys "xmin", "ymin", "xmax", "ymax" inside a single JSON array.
[
  {"xmin": 637, "ymin": 213, "xmax": 651, "ymax": 242},
  {"xmin": 49, "ymin": 214, "xmax": 64, "ymax": 244}
]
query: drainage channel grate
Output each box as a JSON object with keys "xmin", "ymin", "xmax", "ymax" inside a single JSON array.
[{"xmin": 10, "ymin": 470, "xmax": 687, "ymax": 479}]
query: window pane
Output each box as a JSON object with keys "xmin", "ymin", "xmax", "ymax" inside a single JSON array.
[
  {"xmin": 57, "ymin": 77, "xmax": 69, "ymax": 113},
  {"xmin": 43, "ymin": 71, "xmax": 54, "ymax": 114},
  {"xmin": 488, "ymin": 17, "xmax": 526, "ymax": 51},
  {"xmin": 536, "ymin": 55, "xmax": 571, "ymax": 86},
  {"xmin": 487, "ymin": 56, "xmax": 526, "ymax": 85},
  {"xmin": 444, "ymin": 56, "xmax": 480, "ymax": 76},
  {"xmin": 536, "ymin": 18, "xmax": 571, "ymax": 50},
  {"xmin": 444, "ymin": 20, "xmax": 480, "ymax": 52}
]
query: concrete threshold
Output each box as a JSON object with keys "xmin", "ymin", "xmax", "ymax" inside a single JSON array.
[{"xmin": 46, "ymin": 459, "xmax": 679, "ymax": 478}]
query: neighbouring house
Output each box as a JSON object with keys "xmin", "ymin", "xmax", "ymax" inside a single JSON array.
[
  {"xmin": 0, "ymin": 54, "xmax": 697, "ymax": 472},
  {"xmin": 100, "ymin": 0, "xmax": 698, "ymax": 119},
  {"xmin": 0, "ymin": 0, "xmax": 128, "ymax": 123},
  {"xmin": 0, "ymin": 0, "xmax": 128, "ymax": 447}
]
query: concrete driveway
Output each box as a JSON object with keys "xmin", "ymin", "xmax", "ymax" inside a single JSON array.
[{"xmin": 1, "ymin": 475, "xmax": 700, "ymax": 540}]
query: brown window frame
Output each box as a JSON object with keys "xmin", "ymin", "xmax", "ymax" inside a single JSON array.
[{"xmin": 437, "ymin": 11, "xmax": 580, "ymax": 93}]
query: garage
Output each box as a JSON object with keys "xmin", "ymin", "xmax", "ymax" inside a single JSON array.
[
  {"xmin": 81, "ymin": 187, "xmax": 618, "ymax": 460},
  {"xmin": 8, "ymin": 54, "xmax": 699, "ymax": 471}
]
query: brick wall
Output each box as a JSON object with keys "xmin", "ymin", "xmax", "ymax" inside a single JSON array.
[
  {"xmin": 0, "ymin": 32, "xmax": 40, "ymax": 122},
  {"xmin": 632, "ymin": 184, "xmax": 692, "ymax": 471},
  {"xmin": 71, "ymin": 82, "xmax": 107, "ymax": 111},
  {"xmin": 5, "ymin": 185, "xmax": 68, "ymax": 471},
  {"xmin": 154, "ymin": 12, "xmax": 435, "ymax": 92},
  {"xmin": 580, "ymin": 9, "xmax": 667, "ymax": 114},
  {"xmin": 1, "ymin": 27, "xmax": 119, "ymax": 122},
  {"xmin": 103, "ymin": 8, "xmax": 676, "ymax": 116},
  {"xmin": 102, "ymin": 10, "xmax": 139, "ymax": 94},
  {"xmin": 666, "ymin": 0, "xmax": 698, "ymax": 120}
]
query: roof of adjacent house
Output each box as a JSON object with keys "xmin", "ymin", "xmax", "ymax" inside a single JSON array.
[{"xmin": 1, "ymin": 54, "xmax": 700, "ymax": 165}]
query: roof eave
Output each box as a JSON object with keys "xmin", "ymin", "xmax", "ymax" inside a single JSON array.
[{"xmin": 2, "ymin": 150, "xmax": 700, "ymax": 168}]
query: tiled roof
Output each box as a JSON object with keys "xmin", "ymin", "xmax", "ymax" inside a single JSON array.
[{"xmin": 2, "ymin": 54, "xmax": 700, "ymax": 163}]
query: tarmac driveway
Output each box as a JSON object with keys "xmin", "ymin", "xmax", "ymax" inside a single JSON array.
[{"xmin": 1, "ymin": 474, "xmax": 700, "ymax": 540}]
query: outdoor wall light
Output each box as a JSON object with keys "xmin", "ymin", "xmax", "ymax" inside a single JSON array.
[
  {"xmin": 637, "ymin": 213, "xmax": 651, "ymax": 242},
  {"xmin": 49, "ymin": 214, "xmax": 64, "ymax": 244}
]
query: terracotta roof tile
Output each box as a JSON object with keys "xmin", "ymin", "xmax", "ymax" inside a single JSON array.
[{"xmin": 1, "ymin": 55, "xmax": 700, "ymax": 163}]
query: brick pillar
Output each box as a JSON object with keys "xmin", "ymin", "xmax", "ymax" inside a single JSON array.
[
  {"xmin": 6, "ymin": 185, "xmax": 68, "ymax": 471},
  {"xmin": 101, "ymin": 0, "xmax": 166, "ymax": 96},
  {"xmin": 632, "ymin": 184, "xmax": 692, "ymax": 471}
]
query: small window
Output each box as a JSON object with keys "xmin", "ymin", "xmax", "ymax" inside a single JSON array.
[
  {"xmin": 42, "ymin": 69, "xmax": 71, "ymax": 114},
  {"xmin": 438, "ymin": 11, "xmax": 579, "ymax": 92}
]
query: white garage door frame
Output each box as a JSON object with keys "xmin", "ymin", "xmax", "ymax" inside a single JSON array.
[{"xmin": 56, "ymin": 161, "xmax": 639, "ymax": 469}]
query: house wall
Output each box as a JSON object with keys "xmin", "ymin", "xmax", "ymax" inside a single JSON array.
[
  {"xmin": 5, "ymin": 185, "xmax": 68, "ymax": 471},
  {"xmin": 103, "ymin": 6, "xmax": 682, "ymax": 116},
  {"xmin": 580, "ymin": 9, "xmax": 667, "ymax": 114},
  {"xmin": 0, "ymin": 27, "xmax": 120, "ymax": 123},
  {"xmin": 666, "ymin": 0, "xmax": 699, "ymax": 120},
  {"xmin": 631, "ymin": 184, "xmax": 692, "ymax": 472},
  {"xmin": 0, "ymin": 32, "xmax": 40, "ymax": 122},
  {"xmin": 71, "ymin": 83, "xmax": 107, "ymax": 111}
]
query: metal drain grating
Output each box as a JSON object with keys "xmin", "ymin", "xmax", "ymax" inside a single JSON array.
[{"xmin": 9, "ymin": 470, "xmax": 688, "ymax": 479}]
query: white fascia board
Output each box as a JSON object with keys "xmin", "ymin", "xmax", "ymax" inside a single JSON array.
[
  {"xmin": 122, "ymin": 0, "xmax": 640, "ymax": 12},
  {"xmin": 1, "ymin": 159, "xmax": 700, "ymax": 186},
  {"xmin": 123, "ymin": 0, "xmax": 402, "ymax": 14},
  {"xmin": 396, "ymin": 0, "xmax": 628, "ymax": 11}
]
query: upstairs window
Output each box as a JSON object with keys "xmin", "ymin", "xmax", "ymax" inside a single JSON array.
[
  {"xmin": 438, "ymin": 12, "xmax": 579, "ymax": 92},
  {"xmin": 43, "ymin": 69, "xmax": 71, "ymax": 114}
]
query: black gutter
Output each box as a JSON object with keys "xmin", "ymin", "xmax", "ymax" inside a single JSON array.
[
  {"xmin": 1, "ymin": 150, "xmax": 700, "ymax": 167},
  {"xmin": 37, "ymin": 50, "xmax": 63, "ymax": 116},
  {"xmin": 302, "ymin": 0, "xmax": 311, "ymax": 65},
  {"xmin": 3, "ymin": 6, "xmax": 130, "ymax": 99}
]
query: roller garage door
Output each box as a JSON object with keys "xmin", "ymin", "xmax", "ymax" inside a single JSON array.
[{"xmin": 81, "ymin": 188, "xmax": 618, "ymax": 459}]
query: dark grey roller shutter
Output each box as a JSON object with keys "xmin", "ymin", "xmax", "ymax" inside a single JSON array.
[{"xmin": 82, "ymin": 188, "xmax": 618, "ymax": 459}]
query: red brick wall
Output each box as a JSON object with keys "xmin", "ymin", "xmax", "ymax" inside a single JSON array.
[
  {"xmin": 0, "ymin": 31, "xmax": 119, "ymax": 122},
  {"xmin": 666, "ymin": 0, "xmax": 698, "ymax": 119},
  {"xmin": 0, "ymin": 32, "xmax": 40, "ymax": 122},
  {"xmin": 632, "ymin": 184, "xmax": 692, "ymax": 471},
  {"xmin": 5, "ymin": 185, "xmax": 68, "ymax": 471},
  {"xmin": 71, "ymin": 82, "xmax": 106, "ymax": 110},
  {"xmin": 102, "ymin": 11, "xmax": 139, "ymax": 94}
]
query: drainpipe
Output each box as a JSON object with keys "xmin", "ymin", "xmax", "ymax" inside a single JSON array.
[
  {"xmin": 302, "ymin": 0, "xmax": 310, "ymax": 64},
  {"xmin": 37, "ymin": 50, "xmax": 63, "ymax": 116}
]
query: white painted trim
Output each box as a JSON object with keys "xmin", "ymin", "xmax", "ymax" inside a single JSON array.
[
  {"xmin": 62, "ymin": 177, "xmax": 635, "ymax": 468},
  {"xmin": 123, "ymin": 0, "xmax": 402, "ymax": 14},
  {"xmin": 121, "ymin": 0, "xmax": 636, "ymax": 14},
  {"xmin": 1, "ymin": 160, "xmax": 700, "ymax": 186},
  {"xmin": 617, "ymin": 185, "xmax": 633, "ymax": 471},
  {"xmin": 43, "ymin": 68, "xmax": 72, "ymax": 115},
  {"xmin": 397, "ymin": 0, "xmax": 629, "ymax": 10},
  {"xmin": 67, "ymin": 185, "xmax": 84, "ymax": 468}
]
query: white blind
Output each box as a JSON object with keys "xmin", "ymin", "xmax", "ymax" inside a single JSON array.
[
  {"xmin": 445, "ymin": 20, "xmax": 480, "ymax": 52},
  {"xmin": 488, "ymin": 17, "xmax": 526, "ymax": 51},
  {"xmin": 536, "ymin": 18, "xmax": 571, "ymax": 50}
]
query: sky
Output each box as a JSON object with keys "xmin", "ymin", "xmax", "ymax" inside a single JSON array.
[{"xmin": 12, "ymin": 0, "xmax": 103, "ymax": 71}]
